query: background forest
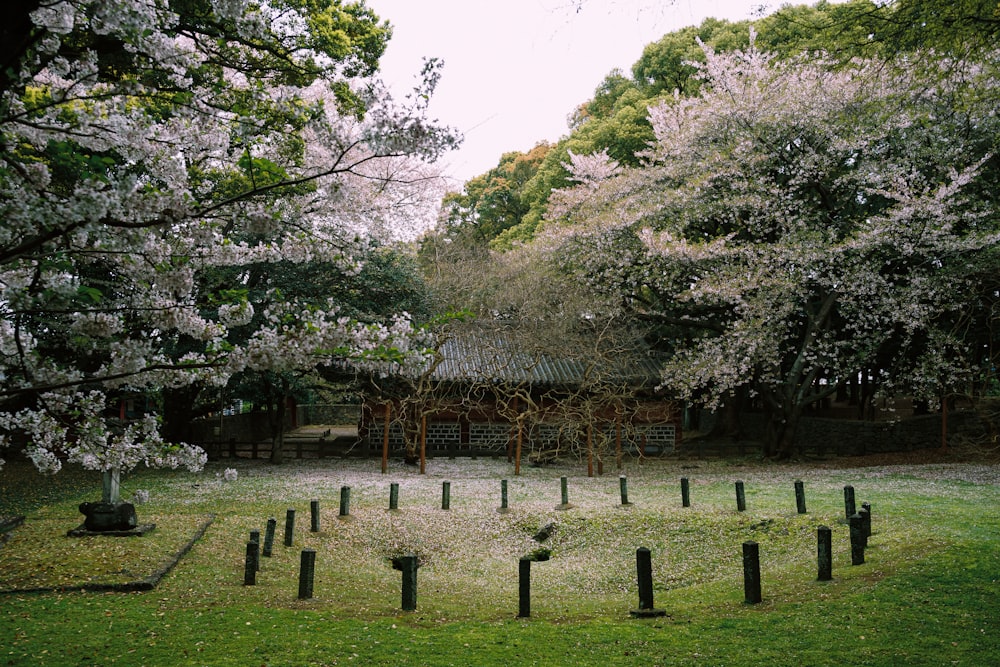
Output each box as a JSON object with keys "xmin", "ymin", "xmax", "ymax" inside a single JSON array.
[
  {"xmin": 1, "ymin": 0, "xmax": 998, "ymax": 481},
  {"xmin": 422, "ymin": 0, "xmax": 1000, "ymax": 458}
]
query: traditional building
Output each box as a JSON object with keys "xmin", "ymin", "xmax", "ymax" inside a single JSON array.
[{"xmin": 358, "ymin": 326, "xmax": 680, "ymax": 472}]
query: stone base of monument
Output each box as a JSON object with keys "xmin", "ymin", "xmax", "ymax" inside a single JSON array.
[
  {"xmin": 67, "ymin": 523, "xmax": 156, "ymax": 537},
  {"xmin": 68, "ymin": 501, "xmax": 155, "ymax": 536}
]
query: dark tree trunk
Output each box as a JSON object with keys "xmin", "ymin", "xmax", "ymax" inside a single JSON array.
[
  {"xmin": 268, "ymin": 377, "xmax": 290, "ymax": 465},
  {"xmin": 161, "ymin": 385, "xmax": 202, "ymax": 443}
]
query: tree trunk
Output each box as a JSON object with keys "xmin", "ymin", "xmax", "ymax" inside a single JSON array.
[
  {"xmin": 269, "ymin": 378, "xmax": 290, "ymax": 465},
  {"xmin": 771, "ymin": 402, "xmax": 805, "ymax": 460},
  {"xmin": 160, "ymin": 384, "xmax": 202, "ymax": 443}
]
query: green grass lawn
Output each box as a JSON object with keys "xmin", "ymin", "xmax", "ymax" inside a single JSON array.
[{"xmin": 1, "ymin": 453, "xmax": 998, "ymax": 666}]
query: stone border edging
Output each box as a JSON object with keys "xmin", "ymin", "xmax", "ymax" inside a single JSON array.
[{"xmin": 0, "ymin": 514, "xmax": 215, "ymax": 596}]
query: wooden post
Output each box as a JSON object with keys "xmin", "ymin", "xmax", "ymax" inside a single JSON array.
[
  {"xmin": 298, "ymin": 549, "xmax": 316, "ymax": 600},
  {"xmin": 243, "ymin": 541, "xmax": 258, "ymax": 586},
  {"xmin": 401, "ymin": 553, "xmax": 417, "ymax": 611},
  {"xmin": 441, "ymin": 481, "xmax": 451, "ymax": 510},
  {"xmin": 381, "ymin": 402, "xmax": 391, "ymax": 474},
  {"xmin": 844, "ymin": 485, "xmax": 856, "ymax": 521},
  {"xmin": 795, "ymin": 480, "xmax": 807, "ymax": 514},
  {"xmin": 339, "ymin": 487, "xmax": 351, "ymax": 519},
  {"xmin": 389, "ymin": 482, "xmax": 399, "ymax": 511},
  {"xmin": 817, "ymin": 525, "xmax": 832, "ymax": 581},
  {"xmin": 629, "ymin": 547, "xmax": 666, "ymax": 617},
  {"xmin": 735, "ymin": 480, "xmax": 746, "ymax": 512},
  {"xmin": 262, "ymin": 517, "xmax": 276, "ymax": 558},
  {"xmin": 681, "ymin": 477, "xmax": 690, "ymax": 508},
  {"xmin": 310, "ymin": 499, "xmax": 320, "ymax": 532},
  {"xmin": 419, "ymin": 414, "xmax": 427, "ymax": 475},
  {"xmin": 850, "ymin": 514, "xmax": 865, "ymax": 565},
  {"xmin": 619, "ymin": 475, "xmax": 632, "ymax": 506},
  {"xmin": 283, "ymin": 508, "xmax": 295, "ymax": 547},
  {"xmin": 742, "ymin": 541, "xmax": 762, "ymax": 604},
  {"xmin": 499, "ymin": 479, "xmax": 509, "ymax": 513},
  {"xmin": 518, "ymin": 558, "xmax": 531, "ymax": 618}
]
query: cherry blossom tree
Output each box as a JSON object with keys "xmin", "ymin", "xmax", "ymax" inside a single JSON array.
[
  {"xmin": 0, "ymin": 0, "xmax": 456, "ymax": 496},
  {"xmin": 545, "ymin": 35, "xmax": 1000, "ymax": 457}
]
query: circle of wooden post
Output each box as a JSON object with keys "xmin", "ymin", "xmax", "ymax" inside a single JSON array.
[
  {"xmin": 339, "ymin": 486, "xmax": 351, "ymax": 519},
  {"xmin": 849, "ymin": 513, "xmax": 865, "ymax": 565},
  {"xmin": 243, "ymin": 541, "xmax": 259, "ymax": 586},
  {"xmin": 518, "ymin": 557, "xmax": 531, "ymax": 618},
  {"xmin": 817, "ymin": 525, "xmax": 833, "ymax": 581},
  {"xmin": 283, "ymin": 508, "xmax": 295, "ymax": 547},
  {"xmin": 262, "ymin": 517, "xmax": 276, "ymax": 557},
  {"xmin": 844, "ymin": 485, "xmax": 856, "ymax": 522},
  {"xmin": 298, "ymin": 549, "xmax": 316, "ymax": 600},
  {"xmin": 499, "ymin": 479, "xmax": 509, "ymax": 514},
  {"xmin": 620, "ymin": 475, "xmax": 632, "ymax": 506},
  {"xmin": 401, "ymin": 553, "xmax": 418, "ymax": 611},
  {"xmin": 310, "ymin": 499, "xmax": 321, "ymax": 532},
  {"xmin": 742, "ymin": 541, "xmax": 762, "ymax": 604}
]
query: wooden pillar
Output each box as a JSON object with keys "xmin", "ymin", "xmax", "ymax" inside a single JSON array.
[{"xmin": 381, "ymin": 402, "xmax": 391, "ymax": 474}]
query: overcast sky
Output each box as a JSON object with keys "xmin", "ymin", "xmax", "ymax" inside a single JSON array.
[{"xmin": 366, "ymin": 0, "xmax": 780, "ymax": 185}]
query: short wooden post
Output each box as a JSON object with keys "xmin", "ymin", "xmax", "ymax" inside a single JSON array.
[
  {"xmin": 249, "ymin": 529, "xmax": 261, "ymax": 571},
  {"xmin": 556, "ymin": 476, "xmax": 573, "ymax": 510},
  {"xmin": 681, "ymin": 477, "xmax": 690, "ymax": 508},
  {"xmin": 243, "ymin": 541, "xmax": 258, "ymax": 586},
  {"xmin": 262, "ymin": 517, "xmax": 276, "ymax": 557},
  {"xmin": 849, "ymin": 513, "xmax": 865, "ymax": 565},
  {"xmin": 499, "ymin": 479, "xmax": 509, "ymax": 513},
  {"xmin": 619, "ymin": 475, "xmax": 632, "ymax": 506},
  {"xmin": 817, "ymin": 525, "xmax": 832, "ymax": 581},
  {"xmin": 861, "ymin": 501, "xmax": 872, "ymax": 539},
  {"xmin": 630, "ymin": 547, "xmax": 666, "ymax": 617},
  {"xmin": 401, "ymin": 553, "xmax": 417, "ymax": 611},
  {"xmin": 298, "ymin": 549, "xmax": 316, "ymax": 600},
  {"xmin": 844, "ymin": 485, "xmax": 856, "ymax": 521},
  {"xmin": 283, "ymin": 508, "xmax": 295, "ymax": 547},
  {"xmin": 794, "ymin": 480, "xmax": 807, "ymax": 514},
  {"xmin": 310, "ymin": 499, "xmax": 320, "ymax": 532},
  {"xmin": 735, "ymin": 480, "xmax": 746, "ymax": 512},
  {"xmin": 339, "ymin": 486, "xmax": 351, "ymax": 518},
  {"xmin": 389, "ymin": 482, "xmax": 399, "ymax": 510},
  {"xmin": 518, "ymin": 557, "xmax": 531, "ymax": 618},
  {"xmin": 742, "ymin": 541, "xmax": 762, "ymax": 604},
  {"xmin": 441, "ymin": 481, "xmax": 451, "ymax": 510},
  {"xmin": 858, "ymin": 506, "xmax": 869, "ymax": 549}
]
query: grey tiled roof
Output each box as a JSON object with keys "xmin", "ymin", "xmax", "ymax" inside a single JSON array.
[{"xmin": 428, "ymin": 330, "xmax": 665, "ymax": 387}]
